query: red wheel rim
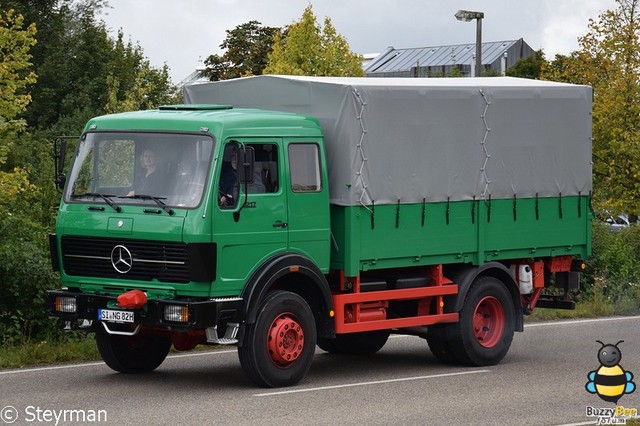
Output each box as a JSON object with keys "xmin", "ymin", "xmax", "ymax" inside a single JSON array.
[
  {"xmin": 473, "ymin": 296, "xmax": 505, "ymax": 348},
  {"xmin": 267, "ymin": 313, "xmax": 304, "ymax": 367}
]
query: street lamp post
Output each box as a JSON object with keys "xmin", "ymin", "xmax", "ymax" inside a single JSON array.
[{"xmin": 455, "ymin": 10, "xmax": 484, "ymax": 77}]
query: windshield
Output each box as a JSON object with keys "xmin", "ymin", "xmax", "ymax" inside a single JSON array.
[{"xmin": 65, "ymin": 132, "xmax": 214, "ymax": 209}]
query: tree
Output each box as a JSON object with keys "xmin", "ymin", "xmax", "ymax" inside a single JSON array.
[
  {"xmin": 0, "ymin": 1, "xmax": 177, "ymax": 345},
  {"xmin": 543, "ymin": 0, "xmax": 640, "ymax": 214},
  {"xmin": 105, "ymin": 31, "xmax": 175, "ymax": 113},
  {"xmin": 203, "ymin": 21, "xmax": 280, "ymax": 81},
  {"xmin": 264, "ymin": 5, "xmax": 364, "ymax": 77},
  {"xmin": 0, "ymin": 8, "xmax": 37, "ymax": 147},
  {"xmin": 506, "ymin": 50, "xmax": 546, "ymax": 79},
  {"xmin": 0, "ymin": 7, "xmax": 54, "ymax": 345}
]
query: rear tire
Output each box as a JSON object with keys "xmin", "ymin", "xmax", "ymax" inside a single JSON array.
[
  {"xmin": 96, "ymin": 327, "xmax": 171, "ymax": 373},
  {"xmin": 448, "ymin": 276, "xmax": 515, "ymax": 366},
  {"xmin": 426, "ymin": 324, "xmax": 458, "ymax": 364},
  {"xmin": 238, "ymin": 291, "xmax": 316, "ymax": 387}
]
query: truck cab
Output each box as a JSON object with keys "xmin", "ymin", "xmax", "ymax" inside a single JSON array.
[{"xmin": 47, "ymin": 105, "xmax": 334, "ymax": 383}]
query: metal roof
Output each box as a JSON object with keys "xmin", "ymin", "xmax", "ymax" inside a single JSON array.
[{"xmin": 365, "ymin": 39, "xmax": 528, "ymax": 73}]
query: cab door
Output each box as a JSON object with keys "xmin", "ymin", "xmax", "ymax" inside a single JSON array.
[
  {"xmin": 213, "ymin": 139, "xmax": 288, "ymax": 295},
  {"xmin": 284, "ymin": 139, "xmax": 331, "ymax": 271}
]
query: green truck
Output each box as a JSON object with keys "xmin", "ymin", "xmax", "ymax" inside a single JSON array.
[{"xmin": 46, "ymin": 76, "xmax": 592, "ymax": 387}]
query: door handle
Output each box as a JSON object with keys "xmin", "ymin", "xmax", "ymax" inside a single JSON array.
[{"xmin": 273, "ymin": 221, "xmax": 288, "ymax": 228}]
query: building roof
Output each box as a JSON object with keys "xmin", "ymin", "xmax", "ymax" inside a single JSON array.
[{"xmin": 365, "ymin": 39, "xmax": 526, "ymax": 74}]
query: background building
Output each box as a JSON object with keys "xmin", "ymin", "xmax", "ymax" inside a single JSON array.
[{"xmin": 364, "ymin": 38, "xmax": 534, "ymax": 77}]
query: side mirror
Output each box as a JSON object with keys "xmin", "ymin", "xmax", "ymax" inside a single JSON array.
[
  {"xmin": 237, "ymin": 146, "xmax": 255, "ymax": 183},
  {"xmin": 53, "ymin": 137, "xmax": 68, "ymax": 190}
]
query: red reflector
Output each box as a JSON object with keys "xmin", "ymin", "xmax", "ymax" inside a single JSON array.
[{"xmin": 117, "ymin": 290, "xmax": 147, "ymax": 309}]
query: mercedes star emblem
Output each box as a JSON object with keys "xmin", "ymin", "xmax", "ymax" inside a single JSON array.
[{"xmin": 111, "ymin": 245, "xmax": 133, "ymax": 274}]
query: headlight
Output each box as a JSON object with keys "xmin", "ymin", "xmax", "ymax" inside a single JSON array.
[
  {"xmin": 55, "ymin": 296, "xmax": 77, "ymax": 313},
  {"xmin": 164, "ymin": 305, "xmax": 189, "ymax": 323}
]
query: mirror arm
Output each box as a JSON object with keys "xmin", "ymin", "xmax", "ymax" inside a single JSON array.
[{"xmin": 233, "ymin": 181, "xmax": 250, "ymax": 222}]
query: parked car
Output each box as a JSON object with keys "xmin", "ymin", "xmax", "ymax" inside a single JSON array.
[{"xmin": 604, "ymin": 214, "xmax": 631, "ymax": 232}]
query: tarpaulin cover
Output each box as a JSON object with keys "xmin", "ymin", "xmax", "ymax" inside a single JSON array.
[{"xmin": 184, "ymin": 75, "xmax": 592, "ymax": 207}]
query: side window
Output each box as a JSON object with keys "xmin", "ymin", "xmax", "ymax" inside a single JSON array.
[
  {"xmin": 248, "ymin": 143, "xmax": 279, "ymax": 194},
  {"xmin": 218, "ymin": 144, "xmax": 238, "ymax": 208},
  {"xmin": 289, "ymin": 144, "xmax": 321, "ymax": 193}
]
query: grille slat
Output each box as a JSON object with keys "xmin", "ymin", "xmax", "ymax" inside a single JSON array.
[{"xmin": 61, "ymin": 236, "xmax": 190, "ymax": 283}]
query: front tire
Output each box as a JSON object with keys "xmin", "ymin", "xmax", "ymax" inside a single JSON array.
[
  {"xmin": 238, "ymin": 291, "xmax": 317, "ymax": 387},
  {"xmin": 96, "ymin": 327, "xmax": 171, "ymax": 373}
]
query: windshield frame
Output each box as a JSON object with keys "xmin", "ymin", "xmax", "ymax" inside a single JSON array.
[{"xmin": 64, "ymin": 130, "xmax": 215, "ymax": 210}]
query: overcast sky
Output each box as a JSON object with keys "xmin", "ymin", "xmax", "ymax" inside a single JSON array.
[{"xmin": 100, "ymin": 0, "xmax": 614, "ymax": 83}]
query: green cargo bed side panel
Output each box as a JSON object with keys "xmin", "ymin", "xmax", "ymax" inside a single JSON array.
[{"xmin": 330, "ymin": 196, "xmax": 591, "ymax": 275}]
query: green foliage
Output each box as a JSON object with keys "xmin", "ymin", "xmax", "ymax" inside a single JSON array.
[
  {"xmin": 203, "ymin": 21, "xmax": 280, "ymax": 81},
  {"xmin": 506, "ymin": 50, "xmax": 546, "ymax": 79},
  {"xmin": 0, "ymin": 7, "xmax": 37, "ymax": 163},
  {"xmin": 542, "ymin": 0, "xmax": 640, "ymax": 215},
  {"xmin": 581, "ymin": 222, "xmax": 640, "ymax": 314},
  {"xmin": 0, "ymin": 334, "xmax": 100, "ymax": 368},
  {"xmin": 5, "ymin": 2, "xmax": 177, "ymax": 128},
  {"xmin": 264, "ymin": 5, "xmax": 364, "ymax": 77},
  {"xmin": 0, "ymin": 1, "xmax": 178, "ymax": 348}
]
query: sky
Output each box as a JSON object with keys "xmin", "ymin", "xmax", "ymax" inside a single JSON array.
[{"xmin": 99, "ymin": 0, "xmax": 614, "ymax": 84}]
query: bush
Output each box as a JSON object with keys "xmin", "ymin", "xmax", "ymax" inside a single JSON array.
[
  {"xmin": 582, "ymin": 221, "xmax": 640, "ymax": 314},
  {"xmin": 0, "ymin": 213, "xmax": 61, "ymax": 346}
]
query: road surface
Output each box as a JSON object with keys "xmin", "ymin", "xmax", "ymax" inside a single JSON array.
[{"xmin": 1, "ymin": 316, "xmax": 639, "ymax": 425}]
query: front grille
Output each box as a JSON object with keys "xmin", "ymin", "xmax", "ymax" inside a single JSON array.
[{"xmin": 61, "ymin": 236, "xmax": 190, "ymax": 283}]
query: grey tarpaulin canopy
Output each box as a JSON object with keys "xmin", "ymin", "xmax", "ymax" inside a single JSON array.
[{"xmin": 184, "ymin": 75, "xmax": 592, "ymax": 207}]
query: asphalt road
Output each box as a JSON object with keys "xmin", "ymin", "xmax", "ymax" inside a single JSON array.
[{"xmin": 1, "ymin": 316, "xmax": 639, "ymax": 426}]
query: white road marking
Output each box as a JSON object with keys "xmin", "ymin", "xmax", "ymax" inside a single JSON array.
[
  {"xmin": 253, "ymin": 369, "xmax": 491, "ymax": 397},
  {"xmin": 525, "ymin": 316, "xmax": 640, "ymax": 328},
  {"xmin": 0, "ymin": 349, "xmax": 236, "ymax": 376}
]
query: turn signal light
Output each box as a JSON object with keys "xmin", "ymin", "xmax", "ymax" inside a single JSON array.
[
  {"xmin": 55, "ymin": 296, "xmax": 77, "ymax": 313},
  {"xmin": 571, "ymin": 259, "xmax": 587, "ymax": 272},
  {"xmin": 164, "ymin": 305, "xmax": 189, "ymax": 323}
]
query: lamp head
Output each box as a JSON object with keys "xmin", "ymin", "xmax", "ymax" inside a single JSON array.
[{"xmin": 455, "ymin": 10, "xmax": 484, "ymax": 21}]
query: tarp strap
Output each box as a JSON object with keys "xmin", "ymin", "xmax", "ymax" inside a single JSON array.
[
  {"xmin": 559, "ymin": 192, "xmax": 563, "ymax": 219},
  {"xmin": 578, "ymin": 191, "xmax": 582, "ymax": 218},
  {"xmin": 472, "ymin": 196, "xmax": 476, "ymax": 224},
  {"xmin": 446, "ymin": 197, "xmax": 451, "ymax": 225},
  {"xmin": 370, "ymin": 200, "xmax": 375, "ymax": 230}
]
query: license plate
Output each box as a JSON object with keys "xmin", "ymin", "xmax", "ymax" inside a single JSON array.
[{"xmin": 98, "ymin": 308, "xmax": 134, "ymax": 323}]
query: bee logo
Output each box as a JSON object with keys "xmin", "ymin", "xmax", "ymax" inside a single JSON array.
[{"xmin": 585, "ymin": 340, "xmax": 636, "ymax": 403}]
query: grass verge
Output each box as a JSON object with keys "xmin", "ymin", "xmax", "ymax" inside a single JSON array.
[{"xmin": 0, "ymin": 336, "xmax": 100, "ymax": 370}]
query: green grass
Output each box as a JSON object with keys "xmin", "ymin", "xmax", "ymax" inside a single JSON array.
[
  {"xmin": 0, "ymin": 336, "xmax": 100, "ymax": 370},
  {"xmin": 526, "ymin": 298, "xmax": 616, "ymax": 322}
]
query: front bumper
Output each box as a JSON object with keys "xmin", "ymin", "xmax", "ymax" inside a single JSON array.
[{"xmin": 45, "ymin": 290, "xmax": 243, "ymax": 329}]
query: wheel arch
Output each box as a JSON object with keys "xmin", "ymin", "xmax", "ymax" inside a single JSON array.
[
  {"xmin": 444, "ymin": 262, "xmax": 523, "ymax": 332},
  {"xmin": 239, "ymin": 253, "xmax": 334, "ymax": 343}
]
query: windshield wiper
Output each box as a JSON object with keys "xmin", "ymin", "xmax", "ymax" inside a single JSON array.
[
  {"xmin": 71, "ymin": 192, "xmax": 121, "ymax": 212},
  {"xmin": 120, "ymin": 194, "xmax": 174, "ymax": 216}
]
